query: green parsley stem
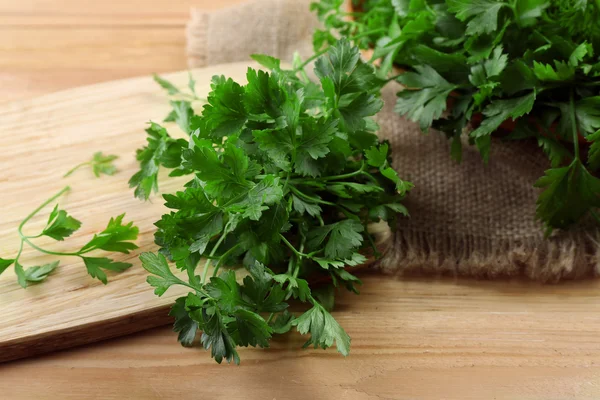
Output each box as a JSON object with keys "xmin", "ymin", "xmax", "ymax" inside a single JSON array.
[
  {"xmin": 211, "ymin": 243, "xmax": 241, "ymax": 278},
  {"xmin": 266, "ymin": 313, "xmax": 274, "ymax": 324},
  {"xmin": 317, "ymin": 215, "xmax": 325, "ymax": 226},
  {"xmin": 292, "ymin": 47, "xmax": 329, "ymax": 72},
  {"xmin": 20, "ymin": 237, "xmax": 81, "ymax": 257},
  {"xmin": 279, "ymin": 234, "xmax": 310, "ymax": 259},
  {"xmin": 14, "ymin": 239, "xmax": 24, "ymax": 265},
  {"xmin": 289, "ymin": 186, "xmax": 336, "ymax": 206},
  {"xmin": 64, "ymin": 163, "xmax": 90, "ymax": 178},
  {"xmin": 18, "ymin": 186, "xmax": 71, "ymax": 235},
  {"xmin": 386, "ymin": 74, "xmax": 404, "ymax": 83},
  {"xmin": 364, "ymin": 226, "xmax": 381, "ymax": 258},
  {"xmin": 201, "ymin": 225, "xmax": 230, "ymax": 283},
  {"xmin": 351, "ymin": 28, "xmax": 388, "ymax": 41},
  {"xmin": 286, "ymin": 257, "xmax": 295, "ymax": 275},
  {"xmin": 569, "ymin": 89, "xmax": 580, "ymax": 160},
  {"xmin": 319, "ymin": 163, "xmax": 364, "ymax": 181}
]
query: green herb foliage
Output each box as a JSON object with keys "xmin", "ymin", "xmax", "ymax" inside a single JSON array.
[
  {"xmin": 133, "ymin": 39, "xmax": 411, "ymax": 364},
  {"xmin": 313, "ymin": 0, "xmax": 600, "ymax": 233},
  {"xmin": 0, "ymin": 186, "xmax": 139, "ymax": 287}
]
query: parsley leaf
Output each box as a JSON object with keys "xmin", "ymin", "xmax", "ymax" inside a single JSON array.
[
  {"xmin": 170, "ymin": 296, "xmax": 198, "ymax": 347},
  {"xmin": 41, "ymin": 205, "xmax": 82, "ymax": 241},
  {"xmin": 79, "ymin": 214, "xmax": 139, "ymax": 254},
  {"xmin": 22, "ymin": 261, "xmax": 59, "ymax": 284},
  {"xmin": 447, "ymin": 0, "xmax": 506, "ymax": 35},
  {"xmin": 82, "ymin": 257, "xmax": 132, "ymax": 285},
  {"xmin": 396, "ymin": 65, "xmax": 457, "ymax": 131},
  {"xmin": 292, "ymin": 303, "xmax": 351, "ymax": 356},
  {"xmin": 129, "ymin": 122, "xmax": 188, "ymax": 200},
  {"xmin": 64, "ymin": 152, "xmax": 118, "ymax": 178},
  {"xmin": 535, "ymin": 160, "xmax": 600, "ymax": 233}
]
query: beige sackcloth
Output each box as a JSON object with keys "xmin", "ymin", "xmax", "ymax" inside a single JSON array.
[{"xmin": 186, "ymin": 0, "xmax": 600, "ymax": 281}]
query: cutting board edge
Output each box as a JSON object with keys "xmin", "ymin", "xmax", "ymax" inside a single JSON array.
[{"xmin": 0, "ymin": 303, "xmax": 172, "ymax": 364}]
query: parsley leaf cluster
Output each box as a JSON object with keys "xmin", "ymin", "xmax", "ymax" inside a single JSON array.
[
  {"xmin": 133, "ymin": 39, "xmax": 411, "ymax": 364},
  {"xmin": 0, "ymin": 186, "xmax": 139, "ymax": 287},
  {"xmin": 313, "ymin": 0, "xmax": 600, "ymax": 233}
]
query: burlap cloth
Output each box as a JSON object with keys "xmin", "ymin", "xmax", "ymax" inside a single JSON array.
[{"xmin": 186, "ymin": 0, "xmax": 600, "ymax": 281}]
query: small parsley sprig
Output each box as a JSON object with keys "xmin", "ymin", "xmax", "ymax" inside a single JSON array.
[
  {"xmin": 0, "ymin": 186, "xmax": 139, "ymax": 287},
  {"xmin": 313, "ymin": 0, "xmax": 600, "ymax": 233},
  {"xmin": 64, "ymin": 152, "xmax": 119, "ymax": 178},
  {"xmin": 133, "ymin": 39, "xmax": 411, "ymax": 364}
]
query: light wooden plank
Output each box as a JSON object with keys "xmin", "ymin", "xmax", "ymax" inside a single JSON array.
[
  {"xmin": 0, "ymin": 0, "xmax": 246, "ymax": 102},
  {"xmin": 1, "ymin": 274, "xmax": 600, "ymax": 399}
]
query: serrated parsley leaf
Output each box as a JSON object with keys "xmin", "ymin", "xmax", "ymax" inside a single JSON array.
[
  {"xmin": 41, "ymin": 205, "xmax": 82, "ymax": 241},
  {"xmin": 250, "ymin": 54, "xmax": 281, "ymax": 70},
  {"xmin": 163, "ymin": 187, "xmax": 217, "ymax": 213},
  {"xmin": 233, "ymin": 308, "xmax": 273, "ymax": 348},
  {"xmin": 205, "ymin": 270, "xmax": 243, "ymax": 313},
  {"xmin": 292, "ymin": 303, "xmax": 350, "ymax": 356},
  {"xmin": 308, "ymin": 220, "xmax": 364, "ymax": 260},
  {"xmin": 23, "ymin": 261, "xmax": 59, "ymax": 283},
  {"xmin": 140, "ymin": 252, "xmax": 183, "ymax": 296},
  {"xmin": 365, "ymin": 143, "xmax": 388, "ymax": 167},
  {"xmin": 396, "ymin": 65, "xmax": 457, "ymax": 131},
  {"xmin": 129, "ymin": 122, "xmax": 187, "ymax": 200},
  {"xmin": 82, "ymin": 257, "xmax": 132, "ymax": 285},
  {"xmin": 170, "ymin": 296, "xmax": 198, "ymax": 347},
  {"xmin": 447, "ymin": 0, "xmax": 507, "ymax": 35},
  {"xmin": 199, "ymin": 308, "xmax": 240, "ymax": 364},
  {"xmin": 154, "ymin": 74, "xmax": 181, "ymax": 95},
  {"xmin": 292, "ymin": 194, "xmax": 322, "ymax": 217},
  {"xmin": 79, "ymin": 214, "xmax": 139, "ymax": 254},
  {"xmin": 270, "ymin": 310, "xmax": 294, "ymax": 334},
  {"xmin": 170, "ymin": 101, "xmax": 193, "ymax": 134},
  {"xmin": 534, "ymin": 160, "xmax": 600, "ymax": 233},
  {"xmin": 241, "ymin": 262, "xmax": 288, "ymax": 313},
  {"xmin": 14, "ymin": 261, "xmax": 27, "ymax": 288},
  {"xmin": 588, "ymin": 130, "xmax": 600, "ymax": 171},
  {"xmin": 0, "ymin": 258, "xmax": 14, "ymax": 276},
  {"xmin": 470, "ymin": 92, "xmax": 536, "ymax": 161},
  {"xmin": 202, "ymin": 75, "xmax": 247, "ymax": 137}
]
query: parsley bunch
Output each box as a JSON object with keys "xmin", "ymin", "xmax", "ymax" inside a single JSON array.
[
  {"xmin": 132, "ymin": 39, "xmax": 411, "ymax": 364},
  {"xmin": 313, "ymin": 0, "xmax": 600, "ymax": 233}
]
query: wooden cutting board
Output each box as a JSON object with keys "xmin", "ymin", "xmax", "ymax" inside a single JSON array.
[{"xmin": 0, "ymin": 62, "xmax": 260, "ymax": 363}]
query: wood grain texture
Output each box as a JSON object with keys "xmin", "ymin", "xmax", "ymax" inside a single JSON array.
[
  {"xmin": 0, "ymin": 0, "xmax": 245, "ymax": 102},
  {"xmin": 2, "ymin": 274, "xmax": 600, "ymax": 400},
  {"xmin": 0, "ymin": 62, "xmax": 257, "ymax": 363}
]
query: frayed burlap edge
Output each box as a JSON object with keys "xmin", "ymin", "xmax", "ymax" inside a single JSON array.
[
  {"xmin": 186, "ymin": 9, "xmax": 209, "ymax": 68},
  {"xmin": 379, "ymin": 229, "xmax": 600, "ymax": 282}
]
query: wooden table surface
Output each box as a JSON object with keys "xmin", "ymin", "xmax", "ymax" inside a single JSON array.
[{"xmin": 2, "ymin": 1, "xmax": 600, "ymax": 399}]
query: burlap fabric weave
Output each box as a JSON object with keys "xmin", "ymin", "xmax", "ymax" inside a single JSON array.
[{"xmin": 186, "ymin": 0, "xmax": 600, "ymax": 281}]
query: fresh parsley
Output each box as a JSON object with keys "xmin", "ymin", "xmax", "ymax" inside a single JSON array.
[
  {"xmin": 134, "ymin": 39, "xmax": 411, "ymax": 364},
  {"xmin": 313, "ymin": 0, "xmax": 600, "ymax": 233},
  {"xmin": 64, "ymin": 152, "xmax": 119, "ymax": 178},
  {"xmin": 0, "ymin": 186, "xmax": 139, "ymax": 287}
]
